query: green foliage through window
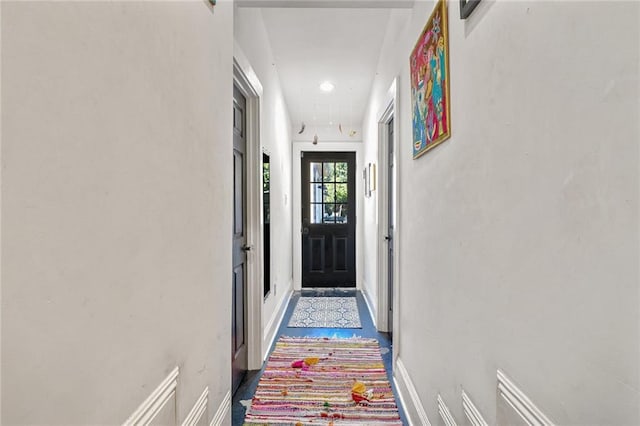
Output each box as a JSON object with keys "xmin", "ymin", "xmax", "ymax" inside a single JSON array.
[{"xmin": 309, "ymin": 161, "xmax": 348, "ymax": 224}]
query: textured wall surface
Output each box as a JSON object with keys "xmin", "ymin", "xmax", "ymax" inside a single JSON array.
[
  {"xmin": 234, "ymin": 8, "xmax": 294, "ymax": 352},
  {"xmin": 2, "ymin": 2, "xmax": 233, "ymax": 423},
  {"xmin": 362, "ymin": 1, "xmax": 639, "ymax": 424}
]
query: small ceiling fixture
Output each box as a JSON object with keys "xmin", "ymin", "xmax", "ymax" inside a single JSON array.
[{"xmin": 319, "ymin": 81, "xmax": 335, "ymax": 93}]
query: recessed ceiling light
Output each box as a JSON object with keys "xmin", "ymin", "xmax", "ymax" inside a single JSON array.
[{"xmin": 320, "ymin": 81, "xmax": 335, "ymax": 93}]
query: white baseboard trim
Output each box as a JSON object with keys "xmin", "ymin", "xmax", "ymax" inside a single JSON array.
[
  {"xmin": 124, "ymin": 367, "xmax": 179, "ymax": 425},
  {"xmin": 181, "ymin": 386, "xmax": 208, "ymax": 426},
  {"xmin": 393, "ymin": 357, "xmax": 431, "ymax": 426},
  {"xmin": 462, "ymin": 390, "xmax": 488, "ymax": 426},
  {"xmin": 361, "ymin": 284, "xmax": 377, "ymax": 329},
  {"xmin": 497, "ymin": 369, "xmax": 554, "ymax": 425},
  {"xmin": 209, "ymin": 391, "xmax": 231, "ymax": 426},
  {"xmin": 437, "ymin": 394, "xmax": 457, "ymax": 426},
  {"xmin": 263, "ymin": 281, "xmax": 292, "ymax": 360}
]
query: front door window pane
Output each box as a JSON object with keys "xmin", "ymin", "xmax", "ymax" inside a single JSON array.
[
  {"xmin": 309, "ymin": 160, "xmax": 348, "ymax": 225},
  {"xmin": 323, "ymin": 184, "xmax": 335, "ymax": 203},
  {"xmin": 311, "ymin": 203, "xmax": 323, "ymax": 224},
  {"xmin": 323, "ymin": 204, "xmax": 335, "ymax": 223},
  {"xmin": 336, "ymin": 162, "xmax": 348, "ymax": 182},
  {"xmin": 336, "ymin": 204, "xmax": 348, "ymax": 223},
  {"xmin": 335, "ymin": 183, "xmax": 348, "ymax": 203},
  {"xmin": 310, "ymin": 162, "xmax": 322, "ymax": 182},
  {"xmin": 310, "ymin": 184, "xmax": 323, "ymax": 203},
  {"xmin": 323, "ymin": 163, "xmax": 335, "ymax": 182}
]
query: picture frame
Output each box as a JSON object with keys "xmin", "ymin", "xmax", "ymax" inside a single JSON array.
[
  {"xmin": 410, "ymin": 0, "xmax": 451, "ymax": 159},
  {"xmin": 369, "ymin": 163, "xmax": 376, "ymax": 193},
  {"xmin": 460, "ymin": 0, "xmax": 481, "ymax": 19},
  {"xmin": 363, "ymin": 168, "xmax": 370, "ymax": 198},
  {"xmin": 363, "ymin": 164, "xmax": 376, "ymax": 198}
]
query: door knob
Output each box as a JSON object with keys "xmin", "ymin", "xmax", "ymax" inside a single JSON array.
[
  {"xmin": 242, "ymin": 244, "xmax": 252, "ymax": 252},
  {"xmin": 384, "ymin": 235, "xmax": 392, "ymax": 241},
  {"xmin": 302, "ymin": 227, "xmax": 309, "ymax": 235}
]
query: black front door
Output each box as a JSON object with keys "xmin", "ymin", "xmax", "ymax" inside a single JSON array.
[
  {"xmin": 301, "ymin": 152, "xmax": 356, "ymax": 288},
  {"xmin": 232, "ymin": 85, "xmax": 248, "ymax": 395}
]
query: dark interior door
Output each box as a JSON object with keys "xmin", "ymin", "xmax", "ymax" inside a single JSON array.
[
  {"xmin": 301, "ymin": 152, "xmax": 356, "ymax": 288},
  {"xmin": 232, "ymin": 85, "xmax": 248, "ymax": 395},
  {"xmin": 387, "ymin": 118, "xmax": 395, "ymax": 337}
]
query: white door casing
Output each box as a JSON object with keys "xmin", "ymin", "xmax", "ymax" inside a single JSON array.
[
  {"xmin": 376, "ymin": 78, "xmax": 401, "ymax": 364},
  {"xmin": 233, "ymin": 50, "xmax": 264, "ymax": 371}
]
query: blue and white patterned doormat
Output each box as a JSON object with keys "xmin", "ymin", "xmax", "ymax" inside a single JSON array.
[{"xmin": 288, "ymin": 297, "xmax": 362, "ymax": 328}]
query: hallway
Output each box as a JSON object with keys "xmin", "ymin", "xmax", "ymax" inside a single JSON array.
[
  {"xmin": 231, "ymin": 290, "xmax": 408, "ymax": 425},
  {"xmin": 1, "ymin": 0, "xmax": 639, "ymax": 425}
]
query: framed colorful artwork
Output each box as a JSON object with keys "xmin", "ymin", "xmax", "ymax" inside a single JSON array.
[{"xmin": 410, "ymin": 0, "xmax": 451, "ymax": 159}]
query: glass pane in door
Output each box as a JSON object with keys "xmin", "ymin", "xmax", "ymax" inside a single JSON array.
[
  {"xmin": 310, "ymin": 162, "xmax": 323, "ymax": 182},
  {"xmin": 308, "ymin": 160, "xmax": 350, "ymax": 226}
]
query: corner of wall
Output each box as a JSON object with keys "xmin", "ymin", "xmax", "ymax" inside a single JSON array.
[
  {"xmin": 262, "ymin": 279, "xmax": 293, "ymax": 360},
  {"xmin": 361, "ymin": 283, "xmax": 378, "ymax": 329}
]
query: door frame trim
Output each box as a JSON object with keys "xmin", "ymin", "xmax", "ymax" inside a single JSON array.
[
  {"xmin": 376, "ymin": 78, "xmax": 400, "ymax": 362},
  {"xmin": 292, "ymin": 142, "xmax": 363, "ymax": 291},
  {"xmin": 233, "ymin": 53, "xmax": 263, "ymax": 371}
]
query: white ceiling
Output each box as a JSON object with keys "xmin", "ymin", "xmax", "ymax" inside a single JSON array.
[{"xmin": 258, "ymin": 7, "xmax": 396, "ymax": 130}]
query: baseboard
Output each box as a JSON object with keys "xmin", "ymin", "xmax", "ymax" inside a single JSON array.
[
  {"xmin": 263, "ymin": 280, "xmax": 292, "ymax": 360},
  {"xmin": 124, "ymin": 367, "xmax": 179, "ymax": 425},
  {"xmin": 497, "ymin": 369, "xmax": 554, "ymax": 425},
  {"xmin": 437, "ymin": 394, "xmax": 457, "ymax": 426},
  {"xmin": 393, "ymin": 357, "xmax": 431, "ymax": 426},
  {"xmin": 361, "ymin": 284, "xmax": 377, "ymax": 329},
  {"xmin": 181, "ymin": 386, "xmax": 208, "ymax": 426},
  {"xmin": 462, "ymin": 390, "xmax": 488, "ymax": 426},
  {"xmin": 209, "ymin": 391, "xmax": 231, "ymax": 426}
]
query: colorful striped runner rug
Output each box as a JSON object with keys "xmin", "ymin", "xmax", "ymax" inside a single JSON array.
[{"xmin": 243, "ymin": 336, "xmax": 402, "ymax": 425}]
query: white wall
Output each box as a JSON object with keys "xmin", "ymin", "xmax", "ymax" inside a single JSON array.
[
  {"xmin": 361, "ymin": 9, "xmax": 412, "ymax": 326},
  {"xmin": 362, "ymin": 1, "xmax": 639, "ymax": 424},
  {"xmin": 234, "ymin": 8, "xmax": 294, "ymax": 358},
  {"xmin": 2, "ymin": 1, "xmax": 233, "ymax": 424}
]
